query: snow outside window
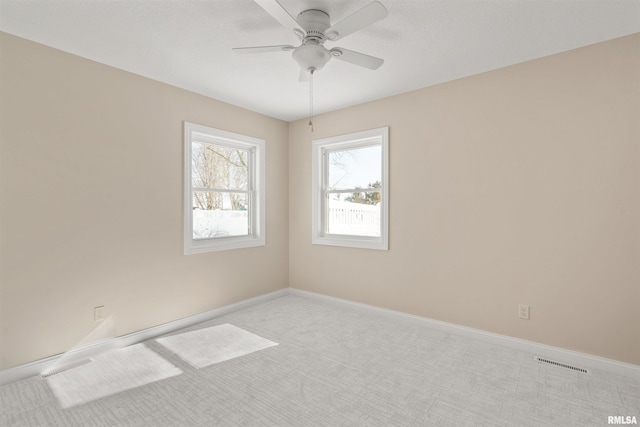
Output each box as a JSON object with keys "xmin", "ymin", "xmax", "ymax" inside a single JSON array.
[
  {"xmin": 184, "ymin": 122, "xmax": 265, "ymax": 254},
  {"xmin": 312, "ymin": 127, "xmax": 389, "ymax": 250}
]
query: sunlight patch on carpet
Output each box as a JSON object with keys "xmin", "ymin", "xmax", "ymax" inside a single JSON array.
[
  {"xmin": 156, "ymin": 323, "xmax": 278, "ymax": 368},
  {"xmin": 46, "ymin": 344, "xmax": 182, "ymax": 408}
]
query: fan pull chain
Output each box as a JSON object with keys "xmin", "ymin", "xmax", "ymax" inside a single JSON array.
[{"xmin": 308, "ymin": 68, "xmax": 315, "ymax": 132}]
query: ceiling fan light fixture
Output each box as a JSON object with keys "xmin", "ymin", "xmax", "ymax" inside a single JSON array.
[{"xmin": 292, "ymin": 44, "xmax": 331, "ymax": 72}]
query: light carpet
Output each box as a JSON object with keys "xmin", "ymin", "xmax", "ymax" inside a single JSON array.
[
  {"xmin": 45, "ymin": 343, "xmax": 182, "ymax": 408},
  {"xmin": 3, "ymin": 296, "xmax": 637, "ymax": 426},
  {"xmin": 156, "ymin": 323, "xmax": 278, "ymax": 368}
]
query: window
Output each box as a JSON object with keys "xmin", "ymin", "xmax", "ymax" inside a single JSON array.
[
  {"xmin": 312, "ymin": 127, "xmax": 389, "ymax": 250},
  {"xmin": 184, "ymin": 122, "xmax": 265, "ymax": 254}
]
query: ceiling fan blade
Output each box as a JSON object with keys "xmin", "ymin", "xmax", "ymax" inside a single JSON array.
[
  {"xmin": 233, "ymin": 45, "xmax": 295, "ymax": 54},
  {"xmin": 331, "ymin": 48, "xmax": 384, "ymax": 70},
  {"xmin": 254, "ymin": 0, "xmax": 307, "ymax": 38},
  {"xmin": 325, "ymin": 1, "xmax": 388, "ymax": 41}
]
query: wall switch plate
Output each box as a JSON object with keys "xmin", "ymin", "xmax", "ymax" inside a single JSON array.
[
  {"xmin": 94, "ymin": 306, "xmax": 105, "ymax": 322},
  {"xmin": 518, "ymin": 304, "xmax": 530, "ymax": 320}
]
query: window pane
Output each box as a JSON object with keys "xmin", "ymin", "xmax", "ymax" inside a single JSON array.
[
  {"xmin": 192, "ymin": 192, "xmax": 249, "ymax": 239},
  {"xmin": 327, "ymin": 192, "xmax": 381, "ymax": 237},
  {"xmin": 192, "ymin": 142, "xmax": 248, "ymax": 190},
  {"xmin": 328, "ymin": 145, "xmax": 381, "ymax": 190}
]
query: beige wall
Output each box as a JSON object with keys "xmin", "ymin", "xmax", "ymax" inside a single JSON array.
[
  {"xmin": 289, "ymin": 34, "xmax": 640, "ymax": 365},
  {"xmin": 0, "ymin": 33, "xmax": 289, "ymax": 370}
]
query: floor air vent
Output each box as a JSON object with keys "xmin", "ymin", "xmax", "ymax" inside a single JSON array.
[
  {"xmin": 535, "ymin": 357, "xmax": 588, "ymax": 374},
  {"xmin": 41, "ymin": 359, "xmax": 92, "ymax": 378}
]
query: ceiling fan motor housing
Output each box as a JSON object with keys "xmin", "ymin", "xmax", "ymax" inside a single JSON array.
[{"xmin": 297, "ymin": 9, "xmax": 331, "ymax": 41}]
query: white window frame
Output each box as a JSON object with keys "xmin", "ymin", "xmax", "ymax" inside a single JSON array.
[
  {"xmin": 312, "ymin": 127, "xmax": 389, "ymax": 250},
  {"xmin": 184, "ymin": 122, "xmax": 265, "ymax": 254}
]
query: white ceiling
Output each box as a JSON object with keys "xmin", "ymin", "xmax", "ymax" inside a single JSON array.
[{"xmin": 1, "ymin": 0, "xmax": 639, "ymax": 122}]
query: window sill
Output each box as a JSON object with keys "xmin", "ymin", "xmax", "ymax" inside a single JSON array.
[
  {"xmin": 312, "ymin": 234, "xmax": 387, "ymax": 251},
  {"xmin": 185, "ymin": 235, "xmax": 265, "ymax": 254}
]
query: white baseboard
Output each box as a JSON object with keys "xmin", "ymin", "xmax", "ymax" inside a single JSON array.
[
  {"xmin": 0, "ymin": 288, "xmax": 289, "ymax": 386},
  {"xmin": 289, "ymin": 288, "xmax": 640, "ymax": 380}
]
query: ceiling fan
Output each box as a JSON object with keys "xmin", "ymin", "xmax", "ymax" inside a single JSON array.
[{"xmin": 233, "ymin": 0, "xmax": 388, "ymax": 80}]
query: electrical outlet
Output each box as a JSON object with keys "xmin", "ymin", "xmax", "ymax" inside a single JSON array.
[
  {"xmin": 518, "ymin": 304, "xmax": 530, "ymax": 320},
  {"xmin": 94, "ymin": 306, "xmax": 105, "ymax": 322}
]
